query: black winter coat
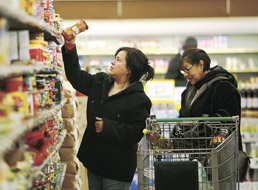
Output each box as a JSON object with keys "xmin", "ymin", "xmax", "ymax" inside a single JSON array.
[
  {"xmin": 179, "ymin": 65, "xmax": 242, "ymax": 150},
  {"xmin": 62, "ymin": 46, "xmax": 152, "ymax": 182}
]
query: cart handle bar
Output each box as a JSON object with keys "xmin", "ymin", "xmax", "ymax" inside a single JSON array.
[{"xmin": 156, "ymin": 116, "xmax": 239, "ymax": 122}]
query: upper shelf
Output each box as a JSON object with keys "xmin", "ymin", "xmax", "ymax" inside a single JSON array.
[
  {"xmin": 78, "ymin": 49, "xmax": 177, "ymax": 56},
  {"xmin": 0, "ymin": 63, "xmax": 64, "ymax": 79},
  {"xmin": 63, "ymin": 17, "xmax": 258, "ymax": 37},
  {"xmin": 205, "ymin": 48, "xmax": 258, "ymax": 54},
  {"xmin": 0, "ymin": 5, "xmax": 63, "ymax": 45},
  {"xmin": 78, "ymin": 48, "xmax": 258, "ymax": 56}
]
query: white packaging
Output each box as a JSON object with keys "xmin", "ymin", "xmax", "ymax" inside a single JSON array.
[
  {"xmin": 8, "ymin": 31, "xmax": 19, "ymax": 61},
  {"xmin": 18, "ymin": 30, "xmax": 30, "ymax": 60}
]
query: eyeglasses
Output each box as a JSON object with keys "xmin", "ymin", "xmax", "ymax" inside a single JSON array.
[{"xmin": 180, "ymin": 64, "xmax": 193, "ymax": 74}]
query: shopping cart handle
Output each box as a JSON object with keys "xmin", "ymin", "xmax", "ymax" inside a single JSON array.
[{"xmin": 155, "ymin": 116, "xmax": 239, "ymax": 122}]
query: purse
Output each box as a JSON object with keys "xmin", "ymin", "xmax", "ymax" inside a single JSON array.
[
  {"xmin": 238, "ymin": 150, "xmax": 250, "ymax": 182},
  {"xmin": 214, "ymin": 109, "xmax": 250, "ymax": 182}
]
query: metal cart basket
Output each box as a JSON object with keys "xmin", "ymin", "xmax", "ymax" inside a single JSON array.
[{"xmin": 137, "ymin": 116, "xmax": 240, "ymax": 190}]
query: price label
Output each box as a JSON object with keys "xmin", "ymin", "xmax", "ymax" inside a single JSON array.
[{"xmin": 145, "ymin": 80, "xmax": 175, "ymax": 103}]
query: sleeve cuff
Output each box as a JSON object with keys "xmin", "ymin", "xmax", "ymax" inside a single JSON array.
[{"xmin": 64, "ymin": 43, "xmax": 76, "ymax": 52}]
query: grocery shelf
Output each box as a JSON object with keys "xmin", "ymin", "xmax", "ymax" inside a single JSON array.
[
  {"xmin": 37, "ymin": 65, "xmax": 64, "ymax": 75},
  {"xmin": 0, "ymin": 122, "xmax": 24, "ymax": 154},
  {"xmin": 25, "ymin": 98, "xmax": 67, "ymax": 126},
  {"xmin": 78, "ymin": 49, "xmax": 178, "ymax": 56},
  {"xmin": 0, "ymin": 3, "xmax": 68, "ymax": 190},
  {"xmin": 0, "ymin": 98, "xmax": 67, "ymax": 155},
  {"xmin": 242, "ymin": 110, "xmax": 258, "ymax": 118},
  {"xmin": 44, "ymin": 32, "xmax": 64, "ymax": 45},
  {"xmin": 55, "ymin": 128, "xmax": 67, "ymax": 151},
  {"xmin": 143, "ymin": 48, "xmax": 258, "ymax": 55},
  {"xmin": 0, "ymin": 64, "xmax": 64, "ymax": 79},
  {"xmin": 138, "ymin": 49, "xmax": 177, "ymax": 55},
  {"xmin": 241, "ymin": 132, "xmax": 258, "ymax": 143},
  {"xmin": 147, "ymin": 69, "xmax": 258, "ymax": 75},
  {"xmin": 250, "ymin": 158, "xmax": 258, "ymax": 169},
  {"xmin": 77, "ymin": 48, "xmax": 258, "ymax": 56},
  {"xmin": 0, "ymin": 5, "xmax": 55, "ymax": 33},
  {"xmin": 0, "ymin": 5, "xmax": 63, "ymax": 45},
  {"xmin": 205, "ymin": 48, "xmax": 258, "ymax": 54},
  {"xmin": 32, "ymin": 129, "xmax": 67, "ymax": 178},
  {"xmin": 229, "ymin": 69, "xmax": 258, "ymax": 73},
  {"xmin": 240, "ymin": 181, "xmax": 258, "ymax": 189}
]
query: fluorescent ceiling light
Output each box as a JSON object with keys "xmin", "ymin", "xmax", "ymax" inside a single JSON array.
[{"xmin": 63, "ymin": 17, "xmax": 258, "ymax": 36}]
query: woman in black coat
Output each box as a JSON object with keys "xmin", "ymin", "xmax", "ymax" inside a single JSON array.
[
  {"xmin": 62, "ymin": 32, "xmax": 154, "ymax": 190},
  {"xmin": 178, "ymin": 48, "xmax": 242, "ymax": 150}
]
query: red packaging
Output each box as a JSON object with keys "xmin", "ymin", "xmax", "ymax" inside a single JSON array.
[{"xmin": 5, "ymin": 76, "xmax": 23, "ymax": 92}]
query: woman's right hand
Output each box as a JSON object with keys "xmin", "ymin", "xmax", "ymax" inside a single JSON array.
[{"xmin": 62, "ymin": 28, "xmax": 76, "ymax": 44}]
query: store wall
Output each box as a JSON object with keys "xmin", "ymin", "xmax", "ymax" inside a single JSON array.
[{"xmin": 54, "ymin": 0, "xmax": 258, "ymax": 20}]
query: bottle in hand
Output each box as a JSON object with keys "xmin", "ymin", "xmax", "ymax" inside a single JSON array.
[{"xmin": 63, "ymin": 19, "xmax": 89, "ymax": 40}]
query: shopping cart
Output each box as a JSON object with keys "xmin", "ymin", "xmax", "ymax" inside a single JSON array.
[{"xmin": 137, "ymin": 116, "xmax": 240, "ymax": 190}]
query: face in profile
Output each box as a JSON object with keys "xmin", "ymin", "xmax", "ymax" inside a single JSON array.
[{"xmin": 109, "ymin": 50, "xmax": 130, "ymax": 79}]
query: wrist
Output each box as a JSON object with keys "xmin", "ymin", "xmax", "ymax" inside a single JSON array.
[{"xmin": 64, "ymin": 42, "xmax": 76, "ymax": 51}]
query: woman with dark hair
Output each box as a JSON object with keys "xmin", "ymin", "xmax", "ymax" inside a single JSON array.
[
  {"xmin": 61, "ymin": 32, "xmax": 154, "ymax": 190},
  {"xmin": 178, "ymin": 48, "xmax": 242, "ymax": 150}
]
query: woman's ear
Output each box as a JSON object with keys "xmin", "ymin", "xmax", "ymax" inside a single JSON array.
[{"xmin": 199, "ymin": 60, "xmax": 204, "ymax": 71}]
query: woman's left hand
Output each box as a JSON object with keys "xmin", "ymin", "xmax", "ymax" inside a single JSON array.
[{"xmin": 95, "ymin": 117, "xmax": 104, "ymax": 133}]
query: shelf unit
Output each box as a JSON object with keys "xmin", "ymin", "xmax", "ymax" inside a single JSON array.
[
  {"xmin": 76, "ymin": 34, "xmax": 258, "ymax": 82},
  {"xmin": 0, "ymin": 98, "xmax": 66, "ymax": 155},
  {"xmin": 240, "ymin": 109, "xmax": 258, "ymax": 187},
  {"xmin": 0, "ymin": 3, "xmax": 67, "ymax": 190},
  {"xmin": 0, "ymin": 5, "xmax": 63, "ymax": 45},
  {"xmin": 78, "ymin": 48, "xmax": 258, "ymax": 56},
  {"xmin": 0, "ymin": 64, "xmax": 64, "ymax": 79},
  {"xmin": 30, "ymin": 129, "xmax": 67, "ymax": 186}
]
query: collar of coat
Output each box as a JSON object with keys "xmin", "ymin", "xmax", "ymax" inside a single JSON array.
[
  {"xmin": 185, "ymin": 65, "xmax": 238, "ymax": 109},
  {"xmin": 193, "ymin": 65, "xmax": 238, "ymax": 89},
  {"xmin": 101, "ymin": 74, "xmax": 145, "ymax": 100}
]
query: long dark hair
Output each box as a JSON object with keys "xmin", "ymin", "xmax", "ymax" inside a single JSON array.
[
  {"xmin": 179, "ymin": 48, "xmax": 211, "ymax": 71},
  {"xmin": 115, "ymin": 47, "xmax": 155, "ymax": 83}
]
